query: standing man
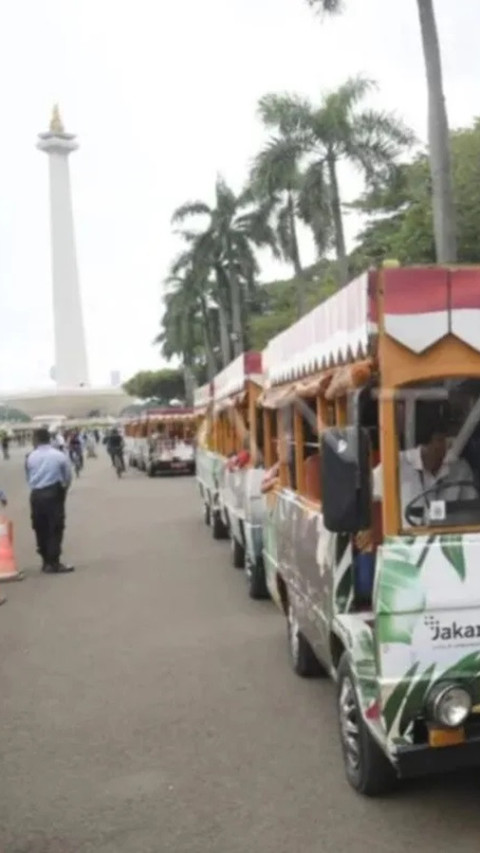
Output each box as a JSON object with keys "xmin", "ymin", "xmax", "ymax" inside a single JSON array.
[{"xmin": 25, "ymin": 428, "xmax": 74, "ymax": 574}]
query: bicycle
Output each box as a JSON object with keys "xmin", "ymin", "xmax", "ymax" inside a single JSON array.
[
  {"xmin": 112, "ymin": 450, "xmax": 125, "ymax": 478},
  {"xmin": 71, "ymin": 449, "xmax": 82, "ymax": 478}
]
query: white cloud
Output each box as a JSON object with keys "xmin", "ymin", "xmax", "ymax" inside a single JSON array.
[{"xmin": 0, "ymin": 0, "xmax": 477, "ymax": 389}]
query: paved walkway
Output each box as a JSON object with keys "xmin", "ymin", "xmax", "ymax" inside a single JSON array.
[{"xmin": 1, "ymin": 451, "xmax": 480, "ymax": 852}]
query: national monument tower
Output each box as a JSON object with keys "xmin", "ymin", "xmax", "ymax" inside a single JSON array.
[{"xmin": 37, "ymin": 106, "xmax": 89, "ymax": 389}]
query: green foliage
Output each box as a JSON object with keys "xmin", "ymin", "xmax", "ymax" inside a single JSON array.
[
  {"xmin": 252, "ymin": 78, "xmax": 412, "ymax": 287},
  {"xmin": 154, "ymin": 57, "xmax": 479, "ymax": 383},
  {"xmin": 170, "ymin": 177, "xmax": 278, "ymax": 364},
  {"xmin": 248, "ymin": 263, "xmax": 337, "ymax": 351},
  {"xmin": 123, "ymin": 369, "xmax": 185, "ymax": 403},
  {"xmin": 305, "ymin": 0, "xmax": 343, "ymax": 11},
  {"xmin": 351, "ymin": 120, "xmax": 480, "ymax": 272},
  {"xmin": 0, "ymin": 406, "xmax": 30, "ymax": 423}
]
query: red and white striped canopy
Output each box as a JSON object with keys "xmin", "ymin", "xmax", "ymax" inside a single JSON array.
[
  {"xmin": 193, "ymin": 383, "xmax": 212, "ymax": 410},
  {"xmin": 264, "ymin": 266, "xmax": 480, "ymax": 386},
  {"xmin": 383, "ymin": 267, "xmax": 480, "ymax": 353},
  {"xmin": 264, "ymin": 272, "xmax": 376, "ymax": 384},
  {"xmin": 213, "ymin": 352, "xmax": 263, "ymax": 401}
]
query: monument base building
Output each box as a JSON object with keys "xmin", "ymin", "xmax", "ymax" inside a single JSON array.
[{"xmin": 0, "ymin": 387, "xmax": 135, "ymax": 420}]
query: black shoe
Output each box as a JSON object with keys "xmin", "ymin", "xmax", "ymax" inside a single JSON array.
[
  {"xmin": 54, "ymin": 562, "xmax": 75, "ymax": 573},
  {"xmin": 44, "ymin": 562, "xmax": 75, "ymax": 574}
]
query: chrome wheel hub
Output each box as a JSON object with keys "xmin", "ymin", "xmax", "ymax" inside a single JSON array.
[{"xmin": 339, "ymin": 677, "xmax": 360, "ymax": 772}]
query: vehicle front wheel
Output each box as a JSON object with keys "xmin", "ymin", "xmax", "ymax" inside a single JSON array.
[
  {"xmin": 231, "ymin": 535, "xmax": 245, "ymax": 569},
  {"xmin": 337, "ymin": 653, "xmax": 396, "ymax": 796},
  {"xmin": 246, "ymin": 555, "xmax": 269, "ymax": 600},
  {"xmin": 287, "ymin": 601, "xmax": 324, "ymax": 678}
]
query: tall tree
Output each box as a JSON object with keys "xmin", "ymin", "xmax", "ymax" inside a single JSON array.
[
  {"xmin": 306, "ymin": 0, "xmax": 457, "ymax": 263},
  {"xmin": 250, "ymin": 112, "xmax": 331, "ymax": 316},
  {"xmin": 257, "ymin": 78, "xmax": 412, "ymax": 286},
  {"xmin": 172, "ymin": 177, "xmax": 276, "ymax": 357},
  {"xmin": 123, "ymin": 369, "xmax": 186, "ymax": 403},
  {"xmin": 416, "ymin": 0, "xmax": 457, "ymax": 262},
  {"xmin": 157, "ymin": 261, "xmax": 218, "ymax": 383},
  {"xmin": 351, "ymin": 119, "xmax": 480, "ymax": 272}
]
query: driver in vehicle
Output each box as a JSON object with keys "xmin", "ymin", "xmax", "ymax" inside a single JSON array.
[{"xmin": 373, "ymin": 420, "xmax": 477, "ymax": 525}]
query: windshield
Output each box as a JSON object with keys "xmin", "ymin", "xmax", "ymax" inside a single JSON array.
[{"xmin": 395, "ymin": 377, "xmax": 480, "ymax": 529}]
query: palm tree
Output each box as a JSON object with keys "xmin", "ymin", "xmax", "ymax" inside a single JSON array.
[
  {"xmin": 155, "ymin": 290, "xmax": 198, "ymax": 404},
  {"xmin": 306, "ymin": 0, "xmax": 457, "ymax": 263},
  {"xmin": 251, "ymin": 100, "xmax": 332, "ymax": 315},
  {"xmin": 156, "ymin": 263, "xmax": 218, "ymax": 390},
  {"xmin": 171, "ymin": 240, "xmax": 232, "ymax": 368},
  {"xmin": 172, "ymin": 177, "xmax": 277, "ymax": 357},
  {"xmin": 257, "ymin": 78, "xmax": 412, "ymax": 286}
]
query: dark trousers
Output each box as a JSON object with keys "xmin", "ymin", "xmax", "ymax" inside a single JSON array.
[{"xmin": 30, "ymin": 483, "xmax": 66, "ymax": 566}]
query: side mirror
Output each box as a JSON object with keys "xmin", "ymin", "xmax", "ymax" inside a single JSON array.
[{"xmin": 320, "ymin": 426, "xmax": 372, "ymax": 532}]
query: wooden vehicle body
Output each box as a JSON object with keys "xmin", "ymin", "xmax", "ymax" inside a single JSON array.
[
  {"xmin": 261, "ymin": 264, "xmax": 480, "ymax": 794},
  {"xmin": 195, "ymin": 354, "xmax": 267, "ymax": 595}
]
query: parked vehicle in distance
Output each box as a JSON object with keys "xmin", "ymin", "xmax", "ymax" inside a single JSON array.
[
  {"xmin": 125, "ymin": 410, "xmax": 197, "ymax": 476},
  {"xmin": 146, "ymin": 409, "xmax": 196, "ymax": 477}
]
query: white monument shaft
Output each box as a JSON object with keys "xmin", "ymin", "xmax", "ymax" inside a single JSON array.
[{"xmin": 37, "ymin": 107, "xmax": 89, "ymax": 388}]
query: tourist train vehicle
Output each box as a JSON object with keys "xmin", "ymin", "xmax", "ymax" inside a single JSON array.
[
  {"xmin": 195, "ymin": 353, "xmax": 268, "ymax": 597},
  {"xmin": 125, "ymin": 415, "xmax": 149, "ymax": 470},
  {"xmin": 258, "ymin": 262, "xmax": 480, "ymax": 794},
  {"xmin": 126, "ymin": 408, "xmax": 196, "ymax": 476},
  {"xmin": 193, "ymin": 381, "xmax": 217, "ymax": 519}
]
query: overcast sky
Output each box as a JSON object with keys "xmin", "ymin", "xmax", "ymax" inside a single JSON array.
[{"xmin": 0, "ymin": 0, "xmax": 477, "ymax": 391}]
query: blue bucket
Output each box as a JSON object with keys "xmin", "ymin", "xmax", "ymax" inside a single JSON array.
[{"xmin": 355, "ymin": 553, "xmax": 375, "ymax": 601}]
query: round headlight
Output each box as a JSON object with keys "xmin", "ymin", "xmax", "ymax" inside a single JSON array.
[{"xmin": 429, "ymin": 684, "xmax": 472, "ymax": 728}]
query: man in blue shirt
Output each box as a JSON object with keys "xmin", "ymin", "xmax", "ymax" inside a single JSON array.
[{"xmin": 25, "ymin": 428, "xmax": 74, "ymax": 574}]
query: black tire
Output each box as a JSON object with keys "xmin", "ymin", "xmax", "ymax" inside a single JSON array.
[
  {"xmin": 212, "ymin": 510, "xmax": 228, "ymax": 540},
  {"xmin": 287, "ymin": 601, "xmax": 325, "ymax": 678},
  {"xmin": 204, "ymin": 503, "xmax": 211, "ymax": 527},
  {"xmin": 231, "ymin": 535, "xmax": 245, "ymax": 569},
  {"xmin": 337, "ymin": 653, "xmax": 396, "ymax": 796},
  {"xmin": 147, "ymin": 462, "xmax": 155, "ymax": 478},
  {"xmin": 246, "ymin": 555, "xmax": 269, "ymax": 600}
]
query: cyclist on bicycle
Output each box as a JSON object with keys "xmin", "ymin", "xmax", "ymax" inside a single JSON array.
[
  {"xmin": 68, "ymin": 430, "xmax": 84, "ymax": 470},
  {"xmin": 107, "ymin": 428, "xmax": 125, "ymax": 471}
]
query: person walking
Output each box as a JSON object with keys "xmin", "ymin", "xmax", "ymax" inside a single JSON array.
[
  {"xmin": 1, "ymin": 432, "xmax": 10, "ymax": 460},
  {"xmin": 25, "ymin": 428, "xmax": 74, "ymax": 574}
]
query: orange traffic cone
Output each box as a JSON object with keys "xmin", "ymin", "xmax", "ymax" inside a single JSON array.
[{"xmin": 0, "ymin": 514, "xmax": 23, "ymax": 581}]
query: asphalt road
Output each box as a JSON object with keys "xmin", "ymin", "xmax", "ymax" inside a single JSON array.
[{"xmin": 1, "ymin": 448, "xmax": 480, "ymax": 852}]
